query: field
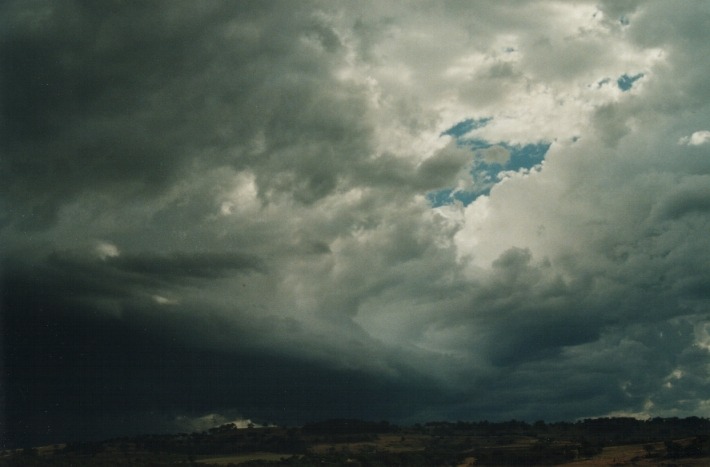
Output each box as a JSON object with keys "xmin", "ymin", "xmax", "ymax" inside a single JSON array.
[
  {"xmin": 557, "ymin": 441, "xmax": 710, "ymax": 466},
  {"xmin": 196, "ymin": 452, "xmax": 293, "ymax": 465},
  {"xmin": 3, "ymin": 417, "xmax": 710, "ymax": 466}
]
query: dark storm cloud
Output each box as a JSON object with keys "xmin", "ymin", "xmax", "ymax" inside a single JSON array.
[
  {"xmin": 1, "ymin": 249, "xmax": 261, "ymax": 306},
  {"xmin": 412, "ymin": 248, "xmax": 607, "ymax": 372},
  {"xmin": 1, "ymin": 251, "xmax": 450, "ymax": 447},
  {"xmin": 1, "ymin": 286, "xmax": 444, "ymax": 448},
  {"xmin": 0, "ymin": 0, "xmax": 375, "ymax": 228},
  {"xmin": 654, "ymin": 178, "xmax": 710, "ymax": 220},
  {"xmin": 109, "ymin": 251, "xmax": 263, "ymax": 280},
  {"xmin": 3, "ymin": 0, "xmax": 710, "ymax": 451},
  {"xmin": 1, "ymin": 1, "xmax": 218, "ymax": 227}
]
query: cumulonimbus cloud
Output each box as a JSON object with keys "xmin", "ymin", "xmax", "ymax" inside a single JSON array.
[{"xmin": 2, "ymin": 0, "xmax": 710, "ymax": 447}]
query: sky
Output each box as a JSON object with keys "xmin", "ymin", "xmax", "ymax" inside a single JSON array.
[{"xmin": 2, "ymin": 0, "xmax": 710, "ymax": 448}]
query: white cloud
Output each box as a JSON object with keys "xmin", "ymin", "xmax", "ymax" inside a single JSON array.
[
  {"xmin": 679, "ymin": 130, "xmax": 710, "ymax": 146},
  {"xmin": 95, "ymin": 241, "xmax": 120, "ymax": 260},
  {"xmin": 153, "ymin": 295, "xmax": 179, "ymax": 306}
]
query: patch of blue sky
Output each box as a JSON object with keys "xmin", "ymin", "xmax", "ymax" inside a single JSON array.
[
  {"xmin": 440, "ymin": 117, "xmax": 492, "ymax": 138},
  {"xmin": 505, "ymin": 142, "xmax": 551, "ymax": 171},
  {"xmin": 460, "ymin": 138, "xmax": 494, "ymax": 151},
  {"xmin": 428, "ymin": 118, "xmax": 551, "ymax": 208},
  {"xmin": 427, "ymin": 144, "xmax": 549, "ymax": 208},
  {"xmin": 427, "ymin": 187, "xmax": 489, "ymax": 208},
  {"xmin": 426, "ymin": 188, "xmax": 455, "ymax": 207},
  {"xmin": 471, "ymin": 161, "xmax": 502, "ymax": 184},
  {"xmin": 617, "ymin": 73, "xmax": 644, "ymax": 91}
]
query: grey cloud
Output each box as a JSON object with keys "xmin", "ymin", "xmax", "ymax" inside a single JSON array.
[
  {"xmin": 591, "ymin": 103, "xmax": 632, "ymax": 147},
  {"xmin": 1, "ymin": 1, "xmax": 225, "ymax": 227},
  {"xmin": 522, "ymin": 34, "xmax": 613, "ymax": 82},
  {"xmin": 415, "ymin": 142, "xmax": 474, "ymax": 188},
  {"xmin": 597, "ymin": 0, "xmax": 642, "ymax": 23},
  {"xmin": 0, "ymin": 249, "xmax": 262, "ymax": 316},
  {"xmin": 108, "ymin": 251, "xmax": 263, "ymax": 279},
  {"xmin": 434, "ymin": 315, "xmax": 708, "ymax": 422},
  {"xmin": 435, "ymin": 251, "xmax": 601, "ymax": 367},
  {"xmin": 628, "ymin": 1, "xmax": 710, "ymax": 50},
  {"xmin": 2, "ymin": 274, "xmax": 443, "ymax": 447},
  {"xmin": 459, "ymin": 62, "xmax": 523, "ymax": 107},
  {"xmin": 622, "ymin": 3, "xmax": 710, "ymax": 118},
  {"xmin": 348, "ymin": 142, "xmax": 473, "ymax": 194},
  {"xmin": 654, "ymin": 176, "xmax": 710, "ymax": 220},
  {"xmin": 351, "ymin": 16, "xmax": 396, "ymax": 63},
  {"xmin": 4, "ymin": 0, "xmax": 710, "ymax": 448},
  {"xmin": 1, "ymin": 0, "xmax": 375, "ymax": 227}
]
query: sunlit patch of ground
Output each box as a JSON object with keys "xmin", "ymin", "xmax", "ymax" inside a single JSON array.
[{"xmin": 560, "ymin": 441, "xmax": 710, "ymax": 466}]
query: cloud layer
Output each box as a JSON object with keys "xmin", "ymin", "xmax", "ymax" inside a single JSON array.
[{"xmin": 2, "ymin": 0, "xmax": 710, "ymax": 447}]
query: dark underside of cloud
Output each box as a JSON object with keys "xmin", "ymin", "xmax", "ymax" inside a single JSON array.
[{"xmin": 1, "ymin": 265, "xmax": 447, "ymax": 448}]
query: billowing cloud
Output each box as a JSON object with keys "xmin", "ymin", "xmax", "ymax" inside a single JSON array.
[
  {"xmin": 2, "ymin": 0, "xmax": 710, "ymax": 448},
  {"xmin": 679, "ymin": 130, "xmax": 710, "ymax": 146}
]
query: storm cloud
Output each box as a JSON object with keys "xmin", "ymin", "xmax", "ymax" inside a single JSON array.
[{"xmin": 2, "ymin": 0, "xmax": 710, "ymax": 448}]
